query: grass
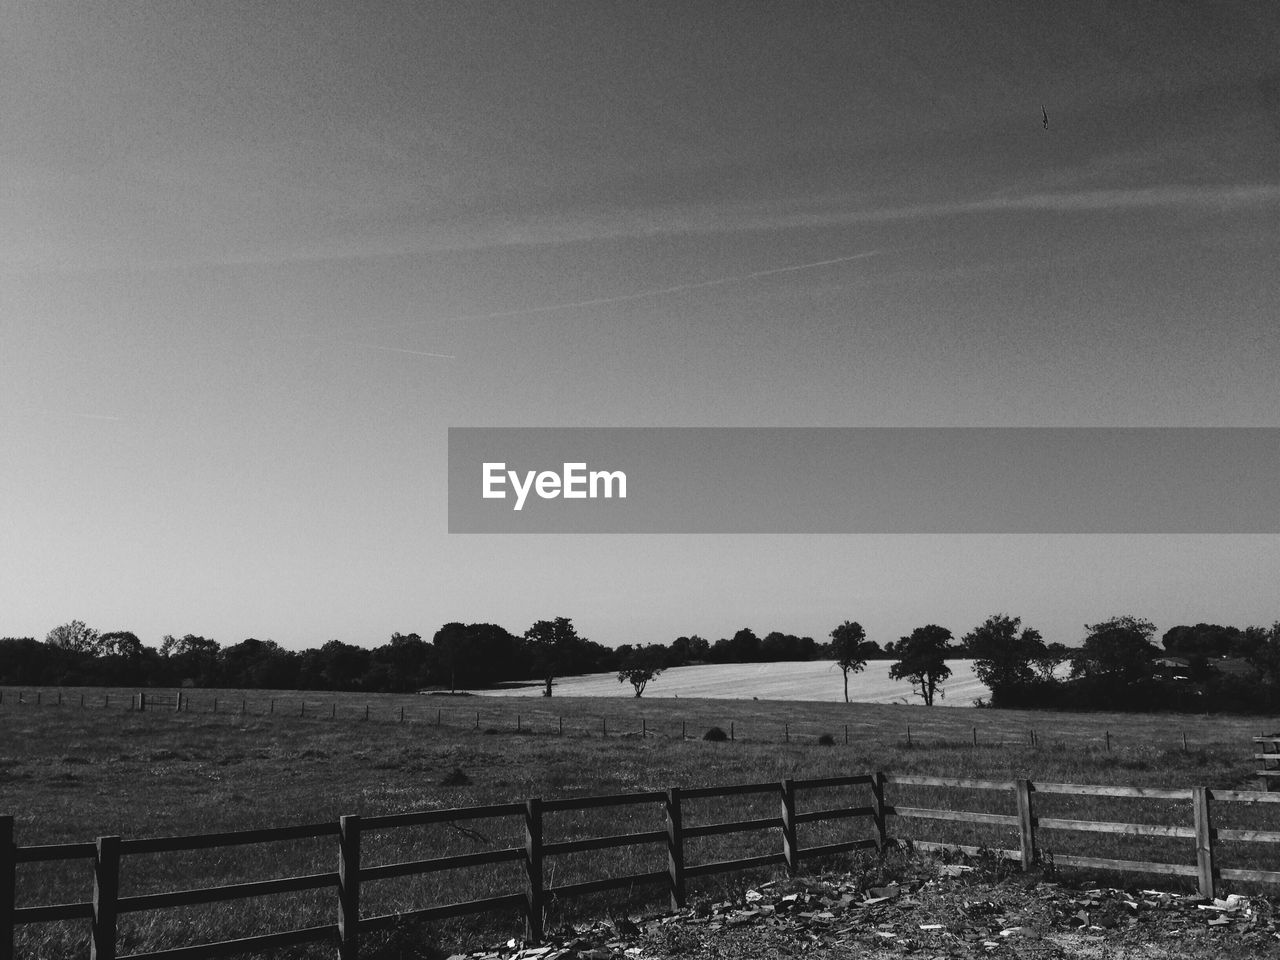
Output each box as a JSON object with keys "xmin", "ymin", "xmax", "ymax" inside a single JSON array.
[{"xmin": 2, "ymin": 685, "xmax": 1278, "ymax": 958}]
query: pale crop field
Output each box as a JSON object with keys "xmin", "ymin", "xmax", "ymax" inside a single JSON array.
[{"xmin": 476, "ymin": 659, "xmax": 992, "ymax": 704}]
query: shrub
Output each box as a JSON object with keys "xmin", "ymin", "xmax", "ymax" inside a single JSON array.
[
  {"xmin": 703, "ymin": 726, "xmax": 728, "ymax": 741},
  {"xmin": 817, "ymin": 733, "xmax": 835, "ymax": 746}
]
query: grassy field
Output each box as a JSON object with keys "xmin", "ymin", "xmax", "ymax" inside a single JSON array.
[
  {"xmin": 3, "ymin": 686, "xmax": 1279, "ymax": 958},
  {"xmin": 474, "ymin": 659, "xmax": 993, "ymax": 704}
]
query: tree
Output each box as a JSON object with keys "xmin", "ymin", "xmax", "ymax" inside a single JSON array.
[
  {"xmin": 160, "ymin": 634, "xmax": 222, "ymax": 685},
  {"xmin": 1070, "ymin": 616, "xmax": 1159, "ymax": 684},
  {"xmin": 45, "ymin": 620, "xmax": 99, "ymax": 653},
  {"xmin": 710, "ymin": 628, "xmax": 761, "ymax": 663},
  {"xmin": 669, "ymin": 635, "xmax": 710, "ymax": 666},
  {"xmin": 524, "ymin": 617, "xmax": 583, "ymax": 697},
  {"xmin": 1031, "ymin": 641, "xmax": 1070, "ymax": 682},
  {"xmin": 617, "ymin": 645, "xmax": 665, "ymax": 697},
  {"xmin": 1244, "ymin": 622, "xmax": 1280, "ymax": 683},
  {"xmin": 829, "ymin": 621, "xmax": 873, "ymax": 703},
  {"xmin": 889, "ymin": 625, "xmax": 954, "ymax": 706},
  {"xmin": 98, "ymin": 631, "xmax": 145, "ymax": 660},
  {"xmin": 961, "ymin": 614, "xmax": 1045, "ymax": 699},
  {"xmin": 432, "ymin": 623, "xmax": 470, "ymax": 692}
]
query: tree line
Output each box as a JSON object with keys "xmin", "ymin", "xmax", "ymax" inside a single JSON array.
[
  {"xmin": 0, "ymin": 619, "xmax": 878, "ymax": 694},
  {"xmin": 4, "ymin": 614, "xmax": 1280, "ymax": 713}
]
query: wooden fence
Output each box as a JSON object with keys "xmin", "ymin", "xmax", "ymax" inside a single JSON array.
[
  {"xmin": 7, "ymin": 772, "xmax": 1280, "ymax": 960},
  {"xmin": 1255, "ymin": 736, "xmax": 1280, "ymax": 789}
]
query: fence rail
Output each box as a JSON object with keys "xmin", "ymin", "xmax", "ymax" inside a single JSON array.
[{"xmin": 6, "ymin": 773, "xmax": 1280, "ymax": 959}]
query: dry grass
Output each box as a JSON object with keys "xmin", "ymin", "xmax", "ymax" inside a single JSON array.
[{"xmin": 1, "ymin": 686, "xmax": 1275, "ymax": 958}]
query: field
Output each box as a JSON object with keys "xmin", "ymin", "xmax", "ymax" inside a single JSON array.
[
  {"xmin": 479, "ymin": 659, "xmax": 992, "ymax": 704},
  {"xmin": 3, "ymin": 686, "xmax": 1279, "ymax": 958}
]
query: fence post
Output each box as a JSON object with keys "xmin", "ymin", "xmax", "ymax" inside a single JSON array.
[
  {"xmin": 871, "ymin": 772, "xmax": 888, "ymax": 854},
  {"xmin": 1, "ymin": 816, "xmax": 15, "ymax": 960},
  {"xmin": 524, "ymin": 799, "xmax": 544, "ymax": 944},
  {"xmin": 338, "ymin": 815, "xmax": 361, "ymax": 960},
  {"xmin": 1193, "ymin": 787, "xmax": 1216, "ymax": 899},
  {"xmin": 666, "ymin": 788, "xmax": 686, "ymax": 910},
  {"xmin": 1014, "ymin": 779, "xmax": 1036, "ymax": 870},
  {"xmin": 780, "ymin": 778, "xmax": 798, "ymax": 876},
  {"xmin": 90, "ymin": 835, "xmax": 120, "ymax": 960}
]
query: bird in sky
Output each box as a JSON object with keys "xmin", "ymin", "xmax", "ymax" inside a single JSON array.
[{"xmin": 1042, "ymin": 105, "xmax": 1049, "ymax": 129}]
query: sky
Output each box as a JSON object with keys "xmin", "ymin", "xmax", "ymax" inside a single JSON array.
[{"xmin": 2, "ymin": 1, "xmax": 1278, "ymax": 653}]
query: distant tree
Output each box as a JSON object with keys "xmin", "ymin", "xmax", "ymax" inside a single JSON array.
[
  {"xmin": 1031, "ymin": 641, "xmax": 1071, "ymax": 682},
  {"xmin": 432, "ymin": 623, "xmax": 471, "ymax": 692},
  {"xmin": 1070, "ymin": 616, "xmax": 1159, "ymax": 684},
  {"xmin": 45, "ymin": 620, "xmax": 99, "ymax": 654},
  {"xmin": 669, "ymin": 635, "xmax": 710, "ymax": 665},
  {"xmin": 1162, "ymin": 623, "xmax": 1247, "ymax": 660},
  {"xmin": 98, "ymin": 631, "xmax": 145, "ymax": 660},
  {"xmin": 311, "ymin": 639, "xmax": 370, "ymax": 691},
  {"xmin": 524, "ymin": 617, "xmax": 583, "ymax": 697},
  {"xmin": 374, "ymin": 632, "xmax": 433, "ymax": 692},
  {"xmin": 961, "ymin": 614, "xmax": 1046, "ymax": 699},
  {"xmin": 889, "ymin": 625, "xmax": 954, "ymax": 706},
  {"xmin": 160, "ymin": 634, "xmax": 222, "ymax": 685},
  {"xmin": 829, "ymin": 621, "xmax": 873, "ymax": 703},
  {"xmin": 710, "ymin": 628, "xmax": 761, "ymax": 663},
  {"xmin": 1245, "ymin": 622, "xmax": 1280, "ymax": 683},
  {"xmin": 761, "ymin": 632, "xmax": 817, "ymax": 661},
  {"xmin": 617, "ymin": 645, "xmax": 666, "ymax": 697}
]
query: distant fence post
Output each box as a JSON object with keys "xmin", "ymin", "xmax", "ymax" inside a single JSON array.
[
  {"xmin": 1014, "ymin": 779, "xmax": 1036, "ymax": 869},
  {"xmin": 524, "ymin": 799, "xmax": 544, "ymax": 944},
  {"xmin": 90, "ymin": 835, "xmax": 120, "ymax": 960},
  {"xmin": 1193, "ymin": 787, "xmax": 1216, "ymax": 899},
  {"xmin": 871, "ymin": 772, "xmax": 888, "ymax": 853},
  {"xmin": 1, "ymin": 816, "xmax": 15, "ymax": 960},
  {"xmin": 338, "ymin": 815, "xmax": 361, "ymax": 960},
  {"xmin": 666, "ymin": 788, "xmax": 686, "ymax": 910},
  {"xmin": 780, "ymin": 778, "xmax": 798, "ymax": 876}
]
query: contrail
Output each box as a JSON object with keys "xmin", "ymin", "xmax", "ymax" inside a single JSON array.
[
  {"xmin": 329, "ymin": 339, "xmax": 457, "ymax": 359},
  {"xmin": 372, "ymin": 248, "xmax": 888, "ymax": 333},
  {"xmin": 253, "ymin": 248, "xmax": 888, "ymax": 357}
]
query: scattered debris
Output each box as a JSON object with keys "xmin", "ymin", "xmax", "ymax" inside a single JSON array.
[{"xmin": 442, "ymin": 862, "xmax": 1280, "ymax": 959}]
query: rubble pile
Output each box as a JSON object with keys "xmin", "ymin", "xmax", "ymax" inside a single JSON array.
[{"xmin": 446, "ymin": 866, "xmax": 1280, "ymax": 960}]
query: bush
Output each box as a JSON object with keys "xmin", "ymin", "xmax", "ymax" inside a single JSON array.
[
  {"xmin": 703, "ymin": 726, "xmax": 728, "ymax": 742},
  {"xmin": 817, "ymin": 733, "xmax": 835, "ymax": 746},
  {"xmin": 440, "ymin": 767, "xmax": 471, "ymax": 786}
]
